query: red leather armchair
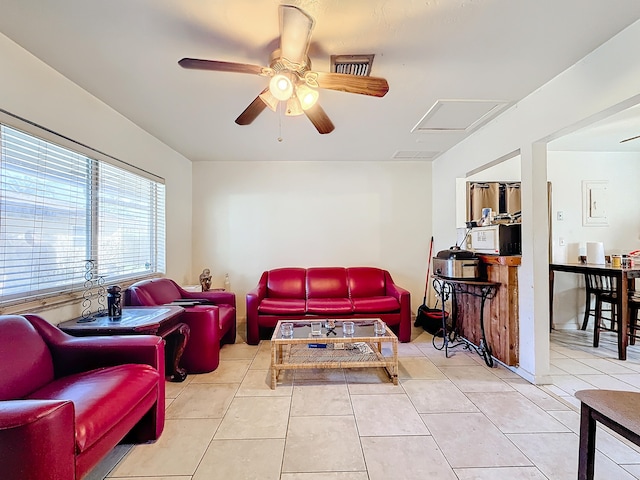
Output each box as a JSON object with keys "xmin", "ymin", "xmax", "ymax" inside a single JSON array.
[
  {"xmin": 126, "ymin": 278, "xmax": 236, "ymax": 373},
  {"xmin": 0, "ymin": 314, "xmax": 165, "ymax": 480}
]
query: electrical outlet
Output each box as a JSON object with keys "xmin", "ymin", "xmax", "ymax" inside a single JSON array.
[
  {"xmin": 557, "ymin": 211, "xmax": 564, "ymax": 221},
  {"xmin": 559, "ymin": 237, "xmax": 566, "ymax": 246}
]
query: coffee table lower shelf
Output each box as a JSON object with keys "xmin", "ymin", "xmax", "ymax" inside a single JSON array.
[{"xmin": 271, "ymin": 322, "xmax": 398, "ymax": 389}]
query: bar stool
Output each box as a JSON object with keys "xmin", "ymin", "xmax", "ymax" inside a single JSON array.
[{"xmin": 585, "ymin": 273, "xmax": 618, "ymax": 348}]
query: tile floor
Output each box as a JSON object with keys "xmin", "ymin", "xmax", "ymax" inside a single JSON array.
[{"xmin": 102, "ymin": 324, "xmax": 640, "ymax": 480}]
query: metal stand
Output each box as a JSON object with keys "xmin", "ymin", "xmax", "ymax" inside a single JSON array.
[{"xmin": 432, "ymin": 275, "xmax": 499, "ymax": 367}]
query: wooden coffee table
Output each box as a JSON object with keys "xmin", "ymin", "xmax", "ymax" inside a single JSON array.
[{"xmin": 270, "ymin": 319, "xmax": 398, "ymax": 389}]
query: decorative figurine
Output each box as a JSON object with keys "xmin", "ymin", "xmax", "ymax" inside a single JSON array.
[
  {"xmin": 107, "ymin": 285, "xmax": 122, "ymax": 318},
  {"xmin": 199, "ymin": 268, "xmax": 212, "ymax": 292}
]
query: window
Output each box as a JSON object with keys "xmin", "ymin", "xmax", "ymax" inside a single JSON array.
[{"xmin": 0, "ymin": 123, "xmax": 165, "ymax": 303}]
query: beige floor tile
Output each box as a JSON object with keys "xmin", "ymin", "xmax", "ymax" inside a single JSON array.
[
  {"xmin": 401, "ymin": 379, "xmax": 479, "ymax": 413},
  {"xmin": 290, "ymin": 383, "xmax": 352, "ymax": 416},
  {"xmin": 548, "ymin": 375, "xmax": 597, "ymax": 396},
  {"xmin": 188, "ymin": 359, "xmax": 251, "ymax": 384},
  {"xmin": 294, "ymin": 367, "xmax": 347, "ymax": 384},
  {"xmin": 466, "ymin": 391, "xmax": 570, "ymax": 433},
  {"xmin": 506, "ymin": 379, "xmax": 571, "ymax": 411},
  {"xmin": 164, "ymin": 376, "xmax": 193, "ymax": 399},
  {"xmin": 192, "ymin": 438, "xmax": 284, "ymax": 480},
  {"xmin": 611, "ymin": 373, "xmax": 640, "ymax": 389},
  {"xmin": 574, "ymin": 374, "xmax": 640, "ymax": 391},
  {"xmin": 107, "ymin": 477, "xmax": 191, "ymax": 480},
  {"xmin": 344, "ymin": 368, "xmax": 401, "ymax": 394},
  {"xmin": 236, "ymin": 368, "xmax": 293, "ymax": 396},
  {"xmin": 214, "ymin": 396, "xmax": 290, "ymax": 439},
  {"xmin": 453, "ymin": 466, "xmax": 548, "ymax": 479},
  {"xmin": 109, "ymin": 418, "xmax": 219, "ymax": 477},
  {"xmin": 507, "ymin": 432, "xmax": 637, "ymax": 480},
  {"xmin": 249, "ymin": 345, "xmax": 273, "ymax": 369},
  {"xmin": 622, "ymin": 464, "xmax": 640, "ymax": 476},
  {"xmin": 551, "ymin": 358, "xmax": 604, "ymax": 375},
  {"xmin": 283, "ymin": 415, "xmax": 365, "ymax": 472},
  {"xmin": 361, "ymin": 436, "xmax": 457, "ymax": 480},
  {"xmin": 351, "ymin": 394, "xmax": 428, "ymax": 436},
  {"xmin": 575, "ymin": 357, "xmax": 638, "ymax": 374},
  {"xmin": 281, "ymin": 473, "xmax": 369, "ymax": 480},
  {"xmin": 440, "ymin": 365, "xmax": 514, "ymax": 392},
  {"xmin": 422, "ymin": 348, "xmax": 480, "ymax": 367},
  {"xmin": 165, "ymin": 382, "xmax": 237, "ymax": 419},
  {"xmin": 219, "ymin": 341, "xmax": 258, "ymax": 360},
  {"xmin": 396, "ymin": 342, "xmax": 426, "ymax": 356},
  {"xmin": 549, "ymin": 410, "xmax": 640, "ymax": 463},
  {"xmin": 398, "ymin": 356, "xmax": 447, "ymax": 380},
  {"xmin": 422, "ymin": 413, "xmax": 531, "ymax": 468}
]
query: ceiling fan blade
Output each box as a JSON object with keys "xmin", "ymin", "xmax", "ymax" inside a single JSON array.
[
  {"xmin": 179, "ymin": 58, "xmax": 267, "ymax": 76},
  {"xmin": 235, "ymin": 90, "xmax": 269, "ymax": 125},
  {"xmin": 307, "ymin": 71, "xmax": 389, "ymax": 97},
  {"xmin": 279, "ymin": 5, "xmax": 314, "ymax": 65},
  {"xmin": 620, "ymin": 134, "xmax": 640, "ymax": 143},
  {"xmin": 304, "ymin": 103, "xmax": 335, "ymax": 134}
]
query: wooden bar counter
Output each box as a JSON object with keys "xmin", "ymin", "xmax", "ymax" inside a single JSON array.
[{"xmin": 454, "ymin": 255, "xmax": 520, "ymax": 366}]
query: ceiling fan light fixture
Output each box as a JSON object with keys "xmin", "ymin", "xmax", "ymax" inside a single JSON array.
[
  {"xmin": 285, "ymin": 96, "xmax": 304, "ymax": 116},
  {"xmin": 269, "ymin": 73, "xmax": 294, "ymax": 101},
  {"xmin": 258, "ymin": 89, "xmax": 279, "ymax": 111},
  {"xmin": 295, "ymin": 83, "xmax": 319, "ymax": 110}
]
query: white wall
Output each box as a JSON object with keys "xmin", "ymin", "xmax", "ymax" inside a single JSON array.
[
  {"xmin": 0, "ymin": 33, "xmax": 193, "ymax": 323},
  {"xmin": 549, "ymin": 151, "xmax": 640, "ymax": 329},
  {"xmin": 432, "ymin": 19, "xmax": 640, "ymax": 383},
  {"xmin": 192, "ymin": 160, "xmax": 432, "ymax": 321}
]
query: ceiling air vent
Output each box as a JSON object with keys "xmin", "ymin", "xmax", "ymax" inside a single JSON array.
[{"xmin": 331, "ymin": 54, "xmax": 375, "ymax": 76}]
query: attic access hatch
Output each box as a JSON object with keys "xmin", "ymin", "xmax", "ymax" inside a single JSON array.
[{"xmin": 411, "ymin": 99, "xmax": 510, "ymax": 133}]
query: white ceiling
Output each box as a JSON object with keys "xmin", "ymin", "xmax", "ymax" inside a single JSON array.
[{"xmin": 1, "ymin": 0, "xmax": 640, "ymax": 162}]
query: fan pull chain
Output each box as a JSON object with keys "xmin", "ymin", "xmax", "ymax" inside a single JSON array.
[{"xmin": 277, "ymin": 101, "xmax": 283, "ymax": 142}]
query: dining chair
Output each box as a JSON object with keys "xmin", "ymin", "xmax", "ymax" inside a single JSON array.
[
  {"xmin": 585, "ymin": 273, "xmax": 618, "ymax": 348},
  {"xmin": 628, "ymin": 293, "xmax": 640, "ymax": 345},
  {"xmin": 581, "ymin": 273, "xmax": 614, "ymax": 331}
]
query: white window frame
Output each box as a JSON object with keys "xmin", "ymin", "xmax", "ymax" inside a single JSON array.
[{"xmin": 0, "ymin": 111, "xmax": 165, "ymax": 309}]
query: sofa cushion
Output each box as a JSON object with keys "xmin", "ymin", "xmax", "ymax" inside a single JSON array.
[
  {"xmin": 306, "ymin": 298, "xmax": 353, "ymax": 314},
  {"xmin": 0, "ymin": 316, "xmax": 54, "ymax": 401},
  {"xmin": 267, "ymin": 268, "xmax": 306, "ymax": 299},
  {"xmin": 26, "ymin": 364, "xmax": 159, "ymax": 453},
  {"xmin": 306, "ymin": 268, "xmax": 349, "ymax": 298},
  {"xmin": 348, "ymin": 267, "xmax": 386, "ymax": 298},
  {"xmin": 259, "ymin": 298, "xmax": 307, "ymax": 315},
  {"xmin": 352, "ymin": 296, "xmax": 400, "ymax": 313}
]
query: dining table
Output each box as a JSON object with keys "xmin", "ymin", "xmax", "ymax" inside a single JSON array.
[{"xmin": 549, "ymin": 262, "xmax": 640, "ymax": 360}]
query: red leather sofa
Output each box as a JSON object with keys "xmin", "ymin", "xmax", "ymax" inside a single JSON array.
[
  {"xmin": 126, "ymin": 278, "xmax": 236, "ymax": 373},
  {"xmin": 0, "ymin": 314, "xmax": 165, "ymax": 480},
  {"xmin": 246, "ymin": 267, "xmax": 411, "ymax": 344}
]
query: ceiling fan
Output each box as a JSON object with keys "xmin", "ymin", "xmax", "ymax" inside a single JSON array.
[
  {"xmin": 178, "ymin": 4, "xmax": 389, "ymax": 134},
  {"xmin": 620, "ymin": 134, "xmax": 640, "ymax": 143}
]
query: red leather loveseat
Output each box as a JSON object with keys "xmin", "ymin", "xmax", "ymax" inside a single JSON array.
[
  {"xmin": 246, "ymin": 267, "xmax": 411, "ymax": 344},
  {"xmin": 0, "ymin": 314, "xmax": 165, "ymax": 480},
  {"xmin": 126, "ymin": 278, "xmax": 236, "ymax": 373}
]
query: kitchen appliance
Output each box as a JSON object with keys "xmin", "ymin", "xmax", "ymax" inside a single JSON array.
[
  {"xmin": 433, "ymin": 247, "xmax": 480, "ymax": 279},
  {"xmin": 469, "ymin": 223, "xmax": 521, "ymax": 255}
]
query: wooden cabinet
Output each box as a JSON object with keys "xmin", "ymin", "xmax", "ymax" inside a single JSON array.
[{"xmin": 453, "ymin": 255, "xmax": 520, "ymax": 366}]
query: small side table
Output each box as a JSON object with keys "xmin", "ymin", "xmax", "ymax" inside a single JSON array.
[
  {"xmin": 59, "ymin": 306, "xmax": 190, "ymax": 382},
  {"xmin": 432, "ymin": 275, "xmax": 499, "ymax": 367}
]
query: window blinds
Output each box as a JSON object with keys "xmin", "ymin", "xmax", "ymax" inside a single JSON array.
[{"xmin": 0, "ymin": 124, "xmax": 165, "ymax": 303}]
